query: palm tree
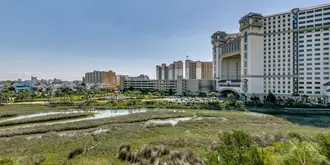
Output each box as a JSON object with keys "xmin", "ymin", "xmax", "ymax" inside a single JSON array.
[
  {"xmin": 3, "ymin": 85, "xmax": 11, "ymax": 105},
  {"xmin": 23, "ymin": 90, "xmax": 30, "ymax": 101},
  {"xmin": 31, "ymin": 92, "xmax": 37, "ymax": 101},
  {"xmin": 46, "ymin": 87, "xmax": 53, "ymax": 102},
  {"xmin": 0, "ymin": 92, "xmax": 3, "ymax": 105}
]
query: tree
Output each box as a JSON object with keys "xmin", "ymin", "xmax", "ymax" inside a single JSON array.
[
  {"xmin": 226, "ymin": 93, "xmax": 236, "ymax": 104},
  {"xmin": 23, "ymin": 90, "xmax": 30, "ymax": 101},
  {"xmin": 235, "ymin": 100, "xmax": 245, "ymax": 110},
  {"xmin": 266, "ymin": 92, "xmax": 277, "ymax": 104},
  {"xmin": 31, "ymin": 92, "xmax": 37, "ymax": 101},
  {"xmin": 46, "ymin": 87, "xmax": 52, "ymax": 102},
  {"xmin": 168, "ymin": 88, "xmax": 173, "ymax": 96}
]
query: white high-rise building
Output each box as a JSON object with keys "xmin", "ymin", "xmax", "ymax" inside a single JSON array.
[
  {"xmin": 212, "ymin": 3, "xmax": 330, "ymax": 103},
  {"xmin": 156, "ymin": 61, "xmax": 183, "ymax": 80}
]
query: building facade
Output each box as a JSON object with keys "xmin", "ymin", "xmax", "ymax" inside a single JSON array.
[
  {"xmin": 83, "ymin": 70, "xmax": 117, "ymax": 89},
  {"xmin": 185, "ymin": 60, "xmax": 213, "ymax": 80},
  {"xmin": 213, "ymin": 3, "xmax": 330, "ymax": 102},
  {"xmin": 120, "ymin": 76, "xmax": 214, "ymax": 95},
  {"xmin": 156, "ymin": 61, "xmax": 183, "ymax": 80}
]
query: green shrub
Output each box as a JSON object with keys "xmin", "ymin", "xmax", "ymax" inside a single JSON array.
[
  {"xmin": 0, "ymin": 157, "xmax": 14, "ymax": 165},
  {"xmin": 283, "ymin": 139, "xmax": 328, "ymax": 165},
  {"xmin": 316, "ymin": 133, "xmax": 330, "ymax": 160},
  {"xmin": 235, "ymin": 100, "xmax": 245, "ymax": 110},
  {"xmin": 206, "ymin": 130, "xmax": 263, "ymax": 165}
]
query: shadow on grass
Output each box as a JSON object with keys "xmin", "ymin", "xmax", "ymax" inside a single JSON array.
[{"xmin": 272, "ymin": 113, "xmax": 330, "ymax": 128}]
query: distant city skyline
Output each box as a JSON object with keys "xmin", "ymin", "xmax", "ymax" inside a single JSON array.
[{"xmin": 0, "ymin": 0, "xmax": 329, "ymax": 80}]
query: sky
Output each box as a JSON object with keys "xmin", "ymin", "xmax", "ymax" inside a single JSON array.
[{"xmin": 0, "ymin": 0, "xmax": 329, "ymax": 81}]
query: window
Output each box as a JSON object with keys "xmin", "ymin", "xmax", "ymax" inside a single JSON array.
[
  {"xmin": 315, "ymin": 34, "xmax": 321, "ymax": 37},
  {"xmin": 315, "ymin": 38, "xmax": 320, "ymax": 41}
]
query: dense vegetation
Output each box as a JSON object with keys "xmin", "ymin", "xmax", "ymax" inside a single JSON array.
[
  {"xmin": 206, "ymin": 130, "xmax": 330, "ymax": 165},
  {"xmin": 0, "ymin": 105, "xmax": 329, "ymax": 164}
]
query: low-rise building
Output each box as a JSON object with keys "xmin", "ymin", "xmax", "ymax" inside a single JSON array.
[
  {"xmin": 120, "ymin": 76, "xmax": 215, "ymax": 95},
  {"xmin": 14, "ymin": 82, "xmax": 35, "ymax": 93}
]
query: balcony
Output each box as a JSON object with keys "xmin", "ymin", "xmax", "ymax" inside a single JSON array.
[{"xmin": 218, "ymin": 80, "xmax": 241, "ymax": 88}]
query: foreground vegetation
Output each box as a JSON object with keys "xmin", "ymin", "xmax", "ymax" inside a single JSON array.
[{"xmin": 0, "ymin": 105, "xmax": 329, "ymax": 164}]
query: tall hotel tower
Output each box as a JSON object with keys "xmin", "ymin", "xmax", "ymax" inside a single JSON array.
[{"xmin": 212, "ymin": 4, "xmax": 330, "ymax": 102}]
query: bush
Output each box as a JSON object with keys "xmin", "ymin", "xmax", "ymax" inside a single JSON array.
[
  {"xmin": 0, "ymin": 157, "xmax": 14, "ymax": 165},
  {"xmin": 316, "ymin": 133, "xmax": 330, "ymax": 160},
  {"xmin": 235, "ymin": 100, "xmax": 245, "ymax": 110},
  {"xmin": 117, "ymin": 144, "xmax": 203, "ymax": 165},
  {"xmin": 282, "ymin": 139, "xmax": 328, "ymax": 165},
  {"xmin": 206, "ymin": 130, "xmax": 263, "ymax": 165},
  {"xmin": 263, "ymin": 102, "xmax": 274, "ymax": 109}
]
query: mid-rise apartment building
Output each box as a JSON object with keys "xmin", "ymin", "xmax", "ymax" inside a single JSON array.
[
  {"xmin": 156, "ymin": 61, "xmax": 183, "ymax": 80},
  {"xmin": 185, "ymin": 60, "xmax": 213, "ymax": 80},
  {"xmin": 212, "ymin": 3, "xmax": 330, "ymax": 102},
  {"xmin": 120, "ymin": 76, "xmax": 214, "ymax": 95},
  {"xmin": 83, "ymin": 70, "xmax": 117, "ymax": 88}
]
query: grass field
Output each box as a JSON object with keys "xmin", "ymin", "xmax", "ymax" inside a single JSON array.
[{"xmin": 0, "ymin": 105, "xmax": 329, "ymax": 164}]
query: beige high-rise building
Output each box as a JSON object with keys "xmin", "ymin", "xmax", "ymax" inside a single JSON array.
[
  {"xmin": 185, "ymin": 60, "xmax": 213, "ymax": 80},
  {"xmin": 83, "ymin": 70, "xmax": 118, "ymax": 89},
  {"xmin": 156, "ymin": 61, "xmax": 183, "ymax": 80}
]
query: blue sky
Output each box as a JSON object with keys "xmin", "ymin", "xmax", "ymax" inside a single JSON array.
[{"xmin": 0, "ymin": 0, "xmax": 329, "ymax": 80}]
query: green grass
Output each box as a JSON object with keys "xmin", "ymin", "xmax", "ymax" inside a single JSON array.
[
  {"xmin": 0, "ymin": 107, "xmax": 329, "ymax": 164},
  {"xmin": 0, "ymin": 111, "xmax": 191, "ymax": 137},
  {"xmin": 0, "ymin": 112, "xmax": 94, "ymax": 127}
]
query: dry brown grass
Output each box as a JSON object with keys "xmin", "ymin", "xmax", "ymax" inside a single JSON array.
[{"xmin": 117, "ymin": 144, "xmax": 203, "ymax": 165}]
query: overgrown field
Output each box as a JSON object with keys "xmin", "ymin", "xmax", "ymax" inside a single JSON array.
[{"xmin": 0, "ymin": 106, "xmax": 330, "ymax": 165}]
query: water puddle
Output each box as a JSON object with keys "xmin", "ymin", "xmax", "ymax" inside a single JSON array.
[
  {"xmin": 0, "ymin": 111, "xmax": 80, "ymax": 122},
  {"xmin": 0, "ymin": 109, "xmax": 146, "ymax": 130},
  {"xmin": 146, "ymin": 117, "xmax": 193, "ymax": 126},
  {"xmin": 145, "ymin": 116, "xmax": 226, "ymax": 127}
]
